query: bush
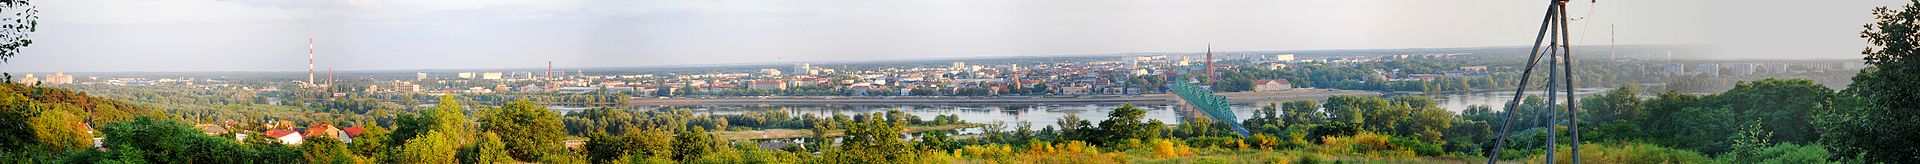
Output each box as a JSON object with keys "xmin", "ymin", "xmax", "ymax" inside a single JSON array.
[
  {"xmin": 1317, "ymin": 132, "xmax": 1414, "ymax": 158},
  {"xmin": 1526, "ymin": 142, "xmax": 1713, "ymax": 163},
  {"xmin": 1184, "ymin": 137, "xmax": 1242, "ymax": 149},
  {"xmin": 1388, "ymin": 137, "xmax": 1443, "ymax": 156},
  {"xmin": 1150, "ymin": 139, "xmax": 1194, "ymax": 158},
  {"xmin": 1018, "ymin": 140, "xmax": 1120, "ymax": 163},
  {"xmin": 1723, "ymin": 143, "xmax": 1839, "ymax": 164}
]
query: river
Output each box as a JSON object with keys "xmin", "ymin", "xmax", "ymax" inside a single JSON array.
[{"xmin": 566, "ymin": 88, "xmax": 1610, "ymax": 131}]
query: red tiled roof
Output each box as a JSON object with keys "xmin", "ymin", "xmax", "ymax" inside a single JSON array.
[
  {"xmin": 343, "ymin": 127, "xmax": 365, "ymax": 137},
  {"xmin": 264, "ymin": 129, "xmax": 299, "ymax": 138}
]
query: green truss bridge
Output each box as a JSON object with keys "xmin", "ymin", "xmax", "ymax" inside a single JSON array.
[{"xmin": 1167, "ymin": 81, "xmax": 1252, "ymax": 137}]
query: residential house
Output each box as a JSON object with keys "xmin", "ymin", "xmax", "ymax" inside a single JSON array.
[{"xmin": 264, "ymin": 129, "xmax": 304, "ymax": 145}]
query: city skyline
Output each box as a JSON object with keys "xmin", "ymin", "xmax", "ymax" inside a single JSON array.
[{"xmin": 0, "ymin": 0, "xmax": 1900, "ymax": 72}]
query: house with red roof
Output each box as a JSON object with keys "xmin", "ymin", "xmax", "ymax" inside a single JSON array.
[
  {"xmin": 305, "ymin": 124, "xmax": 352, "ymax": 143},
  {"xmin": 263, "ymin": 129, "xmax": 303, "ymax": 145}
]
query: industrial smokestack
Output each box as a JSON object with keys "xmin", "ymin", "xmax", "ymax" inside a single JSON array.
[{"xmin": 308, "ymin": 38, "xmax": 315, "ymax": 86}]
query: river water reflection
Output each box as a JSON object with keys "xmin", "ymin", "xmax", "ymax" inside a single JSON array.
[{"xmin": 599, "ymin": 88, "xmax": 1610, "ymax": 131}]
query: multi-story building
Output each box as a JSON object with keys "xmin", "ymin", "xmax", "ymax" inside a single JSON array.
[
  {"xmin": 49, "ymin": 72, "xmax": 73, "ymax": 84},
  {"xmin": 1696, "ymin": 63, "xmax": 1720, "ymax": 77},
  {"xmin": 482, "ymin": 72, "xmax": 503, "ymax": 80},
  {"xmin": 1727, "ymin": 63, "xmax": 1756, "ymax": 76},
  {"xmin": 393, "ymin": 81, "xmax": 420, "ymax": 93},
  {"xmin": 16, "ymin": 74, "xmax": 37, "ymax": 85},
  {"xmin": 750, "ymin": 80, "xmax": 786, "ymax": 90},
  {"xmin": 1662, "ymin": 64, "xmax": 1687, "ymax": 75}
]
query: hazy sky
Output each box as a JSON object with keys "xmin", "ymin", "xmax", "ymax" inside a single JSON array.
[{"xmin": 0, "ymin": 0, "xmax": 1903, "ymax": 72}]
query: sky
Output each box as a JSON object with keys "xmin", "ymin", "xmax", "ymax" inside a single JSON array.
[{"xmin": 0, "ymin": 0, "xmax": 1905, "ymax": 72}]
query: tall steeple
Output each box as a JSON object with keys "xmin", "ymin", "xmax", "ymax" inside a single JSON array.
[{"xmin": 1205, "ymin": 44, "xmax": 1215, "ymax": 86}]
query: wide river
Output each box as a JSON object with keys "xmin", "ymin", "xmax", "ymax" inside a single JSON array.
[{"xmin": 578, "ymin": 88, "xmax": 1610, "ymax": 130}]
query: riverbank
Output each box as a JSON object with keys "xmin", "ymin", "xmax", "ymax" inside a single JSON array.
[
  {"xmin": 628, "ymin": 89, "xmax": 1381, "ymax": 106},
  {"xmin": 713, "ymin": 124, "xmax": 986, "ymax": 140}
]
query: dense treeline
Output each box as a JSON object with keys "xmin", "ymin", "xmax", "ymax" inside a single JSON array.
[
  {"xmin": 0, "ymin": 81, "xmax": 158, "ymax": 162},
  {"xmin": 1210, "ymin": 56, "xmax": 1655, "ymax": 93}
]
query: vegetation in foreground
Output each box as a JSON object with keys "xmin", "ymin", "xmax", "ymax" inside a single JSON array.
[{"xmin": 5, "ymin": 1, "xmax": 1920, "ymax": 164}]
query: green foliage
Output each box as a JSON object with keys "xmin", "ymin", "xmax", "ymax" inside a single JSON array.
[
  {"xmin": 1580, "ymin": 85, "xmax": 1645, "ymax": 142},
  {"xmin": 1715, "ymin": 79, "xmax": 1833, "ymax": 143},
  {"xmin": 348, "ymin": 122, "xmax": 391, "ymax": 162},
  {"xmin": 1322, "ymin": 96, "xmax": 1384, "ymax": 128},
  {"xmin": 458, "ymin": 132, "xmax": 516, "ymax": 163},
  {"xmin": 75, "ymin": 116, "xmax": 302, "ymax": 163},
  {"xmin": 391, "ymin": 96, "xmax": 473, "ymax": 147},
  {"xmin": 585, "ymin": 127, "xmax": 675, "ymax": 163},
  {"xmin": 301, "ymin": 137, "xmax": 355, "ymax": 164},
  {"xmin": 1831, "ymin": 2, "xmax": 1920, "ymax": 161},
  {"xmin": 27, "ymin": 109, "xmax": 89, "ymax": 151},
  {"xmin": 1282, "ymin": 100, "xmax": 1323, "ymax": 126},
  {"xmin": 478, "ymin": 100, "xmax": 565, "ymax": 161},
  {"xmin": 1096, "ymin": 104, "xmax": 1157, "ymax": 144},
  {"xmin": 0, "ymin": 0, "xmax": 37, "ymax": 62},
  {"xmin": 1316, "ymin": 132, "xmax": 1415, "ymax": 158},
  {"xmin": 1727, "ymin": 118, "xmax": 1774, "ymax": 163},
  {"xmin": 1528, "ymin": 142, "xmax": 1714, "ymax": 164},
  {"xmin": 0, "ymin": 82, "xmax": 154, "ymax": 154},
  {"xmin": 672, "ymin": 126, "xmax": 715, "ymax": 161},
  {"xmin": 1723, "ymin": 143, "xmax": 1841, "ymax": 164},
  {"xmin": 398, "ymin": 130, "xmax": 459, "ymax": 164},
  {"xmin": 826, "ymin": 112, "xmax": 912, "ymax": 162}
]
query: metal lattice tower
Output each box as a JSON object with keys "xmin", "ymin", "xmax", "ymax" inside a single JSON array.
[{"xmin": 1487, "ymin": 0, "xmax": 1583, "ymax": 163}]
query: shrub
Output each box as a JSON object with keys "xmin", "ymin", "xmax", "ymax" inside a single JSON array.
[
  {"xmin": 1150, "ymin": 139, "xmax": 1194, "ymax": 158},
  {"xmin": 1526, "ymin": 142, "xmax": 1713, "ymax": 163},
  {"xmin": 1723, "ymin": 143, "xmax": 1838, "ymax": 164},
  {"xmin": 1018, "ymin": 140, "xmax": 1120, "ymax": 163},
  {"xmin": 1318, "ymin": 132, "xmax": 1415, "ymax": 158},
  {"xmin": 1184, "ymin": 137, "xmax": 1242, "ymax": 149}
]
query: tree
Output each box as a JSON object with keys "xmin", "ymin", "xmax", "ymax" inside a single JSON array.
[
  {"xmin": 458, "ymin": 132, "xmax": 515, "ymax": 163},
  {"xmin": 478, "ymin": 100, "xmax": 565, "ymax": 161},
  {"xmin": 348, "ymin": 122, "xmax": 391, "ymax": 162},
  {"xmin": 0, "ymin": 0, "xmax": 37, "ymax": 62},
  {"xmin": 1824, "ymin": 1, "xmax": 1920, "ymax": 161},
  {"xmin": 26, "ymin": 109, "xmax": 88, "ymax": 151},
  {"xmin": 1322, "ymin": 96, "xmax": 1385, "ymax": 128},
  {"xmin": 673, "ymin": 126, "xmax": 714, "ymax": 161},
  {"xmin": 399, "ymin": 130, "xmax": 459, "ymax": 164},
  {"xmin": 392, "ymin": 96, "xmax": 471, "ymax": 146},
  {"xmin": 1281, "ymin": 100, "xmax": 1323, "ymax": 127},
  {"xmin": 833, "ymin": 112, "xmax": 911, "ymax": 162},
  {"xmin": 1715, "ymin": 79, "xmax": 1832, "ymax": 143},
  {"xmin": 92, "ymin": 116, "xmax": 292, "ymax": 163},
  {"xmin": 1580, "ymin": 85, "xmax": 1645, "ymax": 142},
  {"xmin": 1096, "ymin": 104, "xmax": 1153, "ymax": 143},
  {"xmin": 302, "ymin": 137, "xmax": 354, "ymax": 164},
  {"xmin": 1405, "ymin": 107, "xmax": 1454, "ymax": 144}
]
